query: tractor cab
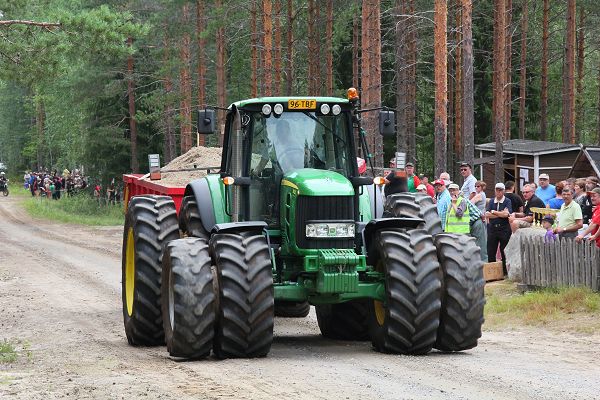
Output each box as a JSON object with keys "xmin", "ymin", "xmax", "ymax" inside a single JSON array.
[{"xmin": 218, "ymin": 97, "xmax": 357, "ymax": 227}]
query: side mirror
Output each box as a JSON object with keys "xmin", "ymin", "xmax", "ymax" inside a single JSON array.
[
  {"xmin": 197, "ymin": 109, "xmax": 216, "ymax": 134},
  {"xmin": 379, "ymin": 110, "xmax": 395, "ymax": 137}
]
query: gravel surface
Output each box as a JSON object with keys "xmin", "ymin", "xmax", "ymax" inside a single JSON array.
[{"xmin": 1, "ymin": 196, "xmax": 600, "ymax": 399}]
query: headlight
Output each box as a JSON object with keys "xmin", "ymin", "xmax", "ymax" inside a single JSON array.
[
  {"xmin": 306, "ymin": 223, "xmax": 355, "ymax": 238},
  {"xmin": 320, "ymin": 104, "xmax": 331, "ymax": 115},
  {"xmin": 262, "ymin": 104, "xmax": 272, "ymax": 115},
  {"xmin": 273, "ymin": 103, "xmax": 284, "ymax": 115},
  {"xmin": 332, "ymin": 104, "xmax": 341, "ymax": 115}
]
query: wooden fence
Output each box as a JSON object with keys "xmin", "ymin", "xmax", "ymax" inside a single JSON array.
[{"xmin": 520, "ymin": 236, "xmax": 600, "ymax": 291}]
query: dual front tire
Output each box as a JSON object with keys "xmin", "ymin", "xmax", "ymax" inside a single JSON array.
[{"xmin": 162, "ymin": 232, "xmax": 274, "ymax": 359}]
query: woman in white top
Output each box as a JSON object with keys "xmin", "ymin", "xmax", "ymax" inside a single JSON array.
[{"xmin": 472, "ymin": 180, "xmax": 487, "ymax": 215}]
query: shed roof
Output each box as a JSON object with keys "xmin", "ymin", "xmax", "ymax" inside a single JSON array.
[
  {"xmin": 475, "ymin": 139, "xmax": 580, "ymax": 155},
  {"xmin": 568, "ymin": 147, "xmax": 600, "ymax": 179}
]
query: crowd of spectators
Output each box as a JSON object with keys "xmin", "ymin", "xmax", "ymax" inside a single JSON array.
[{"xmin": 384, "ymin": 158, "xmax": 600, "ymax": 275}]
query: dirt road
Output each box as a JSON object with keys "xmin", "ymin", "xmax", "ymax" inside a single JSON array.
[{"xmin": 1, "ymin": 196, "xmax": 600, "ymax": 399}]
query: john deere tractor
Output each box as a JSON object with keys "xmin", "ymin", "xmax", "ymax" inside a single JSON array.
[{"xmin": 122, "ymin": 90, "xmax": 485, "ymax": 359}]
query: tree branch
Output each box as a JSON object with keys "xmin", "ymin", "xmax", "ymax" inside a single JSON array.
[{"xmin": 0, "ymin": 20, "xmax": 61, "ymax": 28}]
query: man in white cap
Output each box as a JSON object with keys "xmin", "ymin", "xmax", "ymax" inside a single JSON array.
[
  {"xmin": 535, "ymin": 173, "xmax": 556, "ymax": 206},
  {"xmin": 485, "ymin": 182, "xmax": 513, "ymax": 275},
  {"xmin": 446, "ymin": 183, "xmax": 487, "ymax": 260}
]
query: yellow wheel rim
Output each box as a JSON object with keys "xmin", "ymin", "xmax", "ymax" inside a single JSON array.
[
  {"xmin": 374, "ymin": 300, "xmax": 386, "ymax": 326},
  {"xmin": 125, "ymin": 227, "xmax": 135, "ymax": 317},
  {"xmin": 374, "ymin": 258, "xmax": 386, "ymax": 326}
]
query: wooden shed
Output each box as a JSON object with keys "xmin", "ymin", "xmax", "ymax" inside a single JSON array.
[
  {"xmin": 568, "ymin": 146, "xmax": 600, "ymax": 180},
  {"xmin": 474, "ymin": 139, "xmax": 580, "ymax": 196}
]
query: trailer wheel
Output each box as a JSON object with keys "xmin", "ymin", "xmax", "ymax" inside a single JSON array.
[
  {"xmin": 162, "ymin": 238, "xmax": 216, "ymax": 359},
  {"xmin": 210, "ymin": 231, "xmax": 274, "ymax": 359},
  {"xmin": 179, "ymin": 195, "xmax": 210, "ymax": 240},
  {"xmin": 122, "ymin": 195, "xmax": 180, "ymax": 345},
  {"xmin": 316, "ymin": 300, "xmax": 370, "ymax": 340},
  {"xmin": 384, "ymin": 193, "xmax": 442, "ymax": 235},
  {"xmin": 433, "ymin": 233, "xmax": 485, "ymax": 351},
  {"xmin": 368, "ymin": 229, "xmax": 442, "ymax": 354},
  {"xmin": 274, "ymin": 301, "xmax": 310, "ymax": 318}
]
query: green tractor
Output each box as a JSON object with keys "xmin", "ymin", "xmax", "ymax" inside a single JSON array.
[{"xmin": 122, "ymin": 91, "xmax": 485, "ymax": 359}]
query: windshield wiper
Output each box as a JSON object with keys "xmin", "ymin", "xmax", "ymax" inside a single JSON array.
[{"xmin": 302, "ymin": 111, "xmax": 346, "ymax": 145}]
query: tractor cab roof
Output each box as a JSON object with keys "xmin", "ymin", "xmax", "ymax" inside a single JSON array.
[{"xmin": 231, "ymin": 96, "xmax": 350, "ymax": 109}]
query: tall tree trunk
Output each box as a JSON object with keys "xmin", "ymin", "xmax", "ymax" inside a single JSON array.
[
  {"xmin": 35, "ymin": 94, "xmax": 45, "ymax": 170},
  {"xmin": 216, "ymin": 0, "xmax": 226, "ymax": 143},
  {"xmin": 196, "ymin": 0, "xmax": 207, "ymax": 147},
  {"xmin": 598, "ymin": 64, "xmax": 600, "ymax": 145},
  {"xmin": 251, "ymin": 0, "xmax": 259, "ymax": 97},
  {"xmin": 127, "ymin": 37, "xmax": 139, "ymax": 172},
  {"xmin": 461, "ymin": 0, "xmax": 474, "ymax": 168},
  {"xmin": 562, "ymin": 0, "xmax": 576, "ymax": 144},
  {"xmin": 352, "ymin": 0, "xmax": 360, "ymax": 89},
  {"xmin": 504, "ymin": 0, "xmax": 512, "ymax": 140},
  {"xmin": 518, "ymin": 0, "xmax": 528, "ymax": 140},
  {"xmin": 493, "ymin": 0, "xmax": 506, "ymax": 182},
  {"xmin": 285, "ymin": 0, "xmax": 294, "ymax": 95},
  {"xmin": 540, "ymin": 0, "xmax": 549, "ymax": 141},
  {"xmin": 407, "ymin": 0, "xmax": 416, "ymax": 165},
  {"xmin": 163, "ymin": 30, "xmax": 176, "ymax": 162},
  {"xmin": 326, "ymin": 0, "xmax": 334, "ymax": 95},
  {"xmin": 179, "ymin": 5, "xmax": 193, "ymax": 153},
  {"xmin": 274, "ymin": 0, "xmax": 282, "ymax": 95},
  {"xmin": 575, "ymin": 7, "xmax": 585, "ymax": 144},
  {"xmin": 454, "ymin": 4, "xmax": 463, "ymax": 170},
  {"xmin": 395, "ymin": 0, "xmax": 407, "ymax": 155},
  {"xmin": 263, "ymin": 0, "xmax": 273, "ymax": 96},
  {"xmin": 361, "ymin": 0, "xmax": 383, "ymax": 167},
  {"xmin": 434, "ymin": 0, "xmax": 448, "ymax": 177},
  {"xmin": 307, "ymin": 0, "xmax": 320, "ymax": 95}
]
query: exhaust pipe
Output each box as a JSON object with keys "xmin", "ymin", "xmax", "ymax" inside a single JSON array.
[{"xmin": 230, "ymin": 107, "xmax": 243, "ymax": 222}]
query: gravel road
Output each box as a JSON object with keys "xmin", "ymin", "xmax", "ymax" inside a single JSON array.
[{"xmin": 1, "ymin": 196, "xmax": 599, "ymax": 399}]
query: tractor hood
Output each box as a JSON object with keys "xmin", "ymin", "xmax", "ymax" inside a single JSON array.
[{"xmin": 281, "ymin": 169, "xmax": 354, "ymax": 196}]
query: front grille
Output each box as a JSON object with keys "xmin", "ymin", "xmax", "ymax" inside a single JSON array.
[{"xmin": 295, "ymin": 195, "xmax": 355, "ymax": 249}]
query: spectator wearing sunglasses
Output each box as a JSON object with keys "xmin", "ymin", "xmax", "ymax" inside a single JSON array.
[
  {"xmin": 509, "ymin": 183, "xmax": 545, "ymax": 232},
  {"xmin": 459, "ymin": 162, "xmax": 477, "ymax": 200}
]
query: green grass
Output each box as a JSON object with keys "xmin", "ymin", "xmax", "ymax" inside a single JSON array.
[
  {"xmin": 23, "ymin": 192, "xmax": 124, "ymax": 226},
  {"xmin": 0, "ymin": 340, "xmax": 18, "ymax": 364},
  {"xmin": 485, "ymin": 281, "xmax": 600, "ymax": 332}
]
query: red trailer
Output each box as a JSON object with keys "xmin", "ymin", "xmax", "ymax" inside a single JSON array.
[{"xmin": 123, "ymin": 174, "xmax": 186, "ymax": 214}]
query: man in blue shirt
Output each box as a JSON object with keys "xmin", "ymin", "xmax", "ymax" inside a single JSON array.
[
  {"xmin": 535, "ymin": 173, "xmax": 556, "ymax": 206},
  {"xmin": 434, "ymin": 179, "xmax": 451, "ymax": 230}
]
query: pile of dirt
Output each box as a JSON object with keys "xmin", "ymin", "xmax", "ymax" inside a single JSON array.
[{"xmin": 140, "ymin": 146, "xmax": 222, "ymax": 187}]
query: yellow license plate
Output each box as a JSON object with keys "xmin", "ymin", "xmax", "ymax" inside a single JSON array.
[{"xmin": 288, "ymin": 99, "xmax": 316, "ymax": 110}]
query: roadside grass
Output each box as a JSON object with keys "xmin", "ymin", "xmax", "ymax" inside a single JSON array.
[
  {"xmin": 485, "ymin": 281, "xmax": 600, "ymax": 333},
  {"xmin": 23, "ymin": 193, "xmax": 124, "ymax": 226},
  {"xmin": 9, "ymin": 186, "xmax": 32, "ymax": 197},
  {"xmin": 0, "ymin": 340, "xmax": 18, "ymax": 363}
]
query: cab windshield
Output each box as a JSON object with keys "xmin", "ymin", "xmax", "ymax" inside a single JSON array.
[
  {"xmin": 246, "ymin": 110, "xmax": 354, "ymax": 225},
  {"xmin": 249, "ymin": 111, "xmax": 353, "ymax": 177}
]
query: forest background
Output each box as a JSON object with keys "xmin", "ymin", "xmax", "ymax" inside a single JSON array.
[{"xmin": 1, "ymin": 0, "xmax": 599, "ymax": 185}]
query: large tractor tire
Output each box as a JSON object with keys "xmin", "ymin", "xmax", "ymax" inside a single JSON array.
[
  {"xmin": 368, "ymin": 229, "xmax": 442, "ymax": 355},
  {"xmin": 315, "ymin": 300, "xmax": 370, "ymax": 341},
  {"xmin": 433, "ymin": 233, "xmax": 485, "ymax": 351},
  {"xmin": 384, "ymin": 193, "xmax": 442, "ymax": 236},
  {"xmin": 161, "ymin": 238, "xmax": 216, "ymax": 359},
  {"xmin": 274, "ymin": 301, "xmax": 310, "ymax": 318},
  {"xmin": 179, "ymin": 195, "xmax": 210, "ymax": 240},
  {"xmin": 122, "ymin": 195, "xmax": 180, "ymax": 346},
  {"xmin": 210, "ymin": 231, "xmax": 274, "ymax": 359}
]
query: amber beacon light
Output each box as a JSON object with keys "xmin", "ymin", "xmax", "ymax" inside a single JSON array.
[{"xmin": 347, "ymin": 87, "xmax": 359, "ymax": 101}]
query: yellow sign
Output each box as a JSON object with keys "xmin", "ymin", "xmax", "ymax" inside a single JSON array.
[{"xmin": 288, "ymin": 99, "xmax": 316, "ymax": 110}]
